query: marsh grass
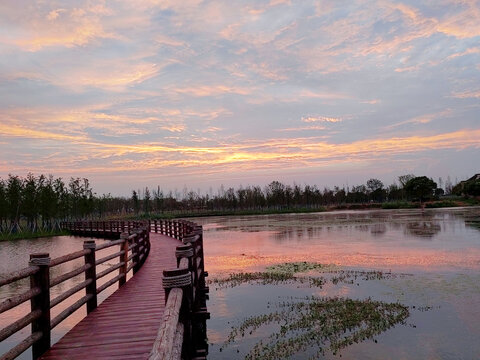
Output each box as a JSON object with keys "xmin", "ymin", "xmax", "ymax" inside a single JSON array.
[
  {"xmin": 209, "ymin": 262, "xmax": 409, "ymax": 289},
  {"xmin": 222, "ymin": 296, "xmax": 409, "ymax": 359},
  {"xmin": 0, "ymin": 229, "xmax": 69, "ymax": 241},
  {"xmin": 213, "ymin": 262, "xmax": 413, "ymax": 359}
]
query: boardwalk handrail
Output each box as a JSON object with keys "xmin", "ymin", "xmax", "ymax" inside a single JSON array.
[
  {"xmin": 149, "ymin": 221, "xmax": 210, "ymax": 360},
  {"xmin": 0, "ymin": 222, "xmax": 150, "ymax": 360}
]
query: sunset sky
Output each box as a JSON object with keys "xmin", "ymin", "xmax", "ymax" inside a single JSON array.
[{"xmin": 1, "ymin": 0, "xmax": 479, "ymax": 195}]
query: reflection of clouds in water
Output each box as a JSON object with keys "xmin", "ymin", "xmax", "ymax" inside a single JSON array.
[
  {"xmin": 207, "ymin": 328, "xmax": 226, "ymax": 344},
  {"xmin": 202, "ymin": 209, "xmax": 475, "ymax": 243},
  {"xmin": 207, "ymin": 246, "xmax": 480, "ymax": 277},
  {"xmin": 310, "ymin": 280, "xmax": 352, "ymax": 298},
  {"xmin": 211, "ymin": 287, "xmax": 233, "ymax": 319}
]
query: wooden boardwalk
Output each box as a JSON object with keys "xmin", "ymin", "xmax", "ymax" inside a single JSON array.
[{"xmin": 39, "ymin": 233, "xmax": 180, "ymax": 360}]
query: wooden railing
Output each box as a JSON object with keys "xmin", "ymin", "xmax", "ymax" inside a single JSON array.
[
  {"xmin": 0, "ymin": 223, "xmax": 150, "ymax": 360},
  {"xmin": 149, "ymin": 220, "xmax": 210, "ymax": 360},
  {"xmin": 62, "ymin": 220, "xmax": 147, "ymax": 238}
]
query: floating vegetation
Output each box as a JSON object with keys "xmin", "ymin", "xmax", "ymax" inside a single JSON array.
[
  {"xmin": 210, "ymin": 271, "xmax": 297, "ymax": 288},
  {"xmin": 222, "ymin": 296, "xmax": 410, "ymax": 359},
  {"xmin": 209, "ymin": 262, "xmax": 409, "ymax": 289},
  {"xmin": 265, "ymin": 261, "xmax": 339, "ymax": 274}
]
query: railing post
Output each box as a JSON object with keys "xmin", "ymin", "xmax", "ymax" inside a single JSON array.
[
  {"xmin": 119, "ymin": 232, "xmax": 129, "ymax": 287},
  {"xmin": 131, "ymin": 232, "xmax": 139, "ymax": 274},
  {"xmin": 83, "ymin": 240, "xmax": 98, "ymax": 313},
  {"xmin": 176, "ymin": 244, "xmax": 194, "ymax": 270},
  {"xmin": 29, "ymin": 253, "xmax": 51, "ymax": 360}
]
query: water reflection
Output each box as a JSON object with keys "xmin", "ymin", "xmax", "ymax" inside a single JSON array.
[
  {"xmin": 195, "ymin": 208, "xmax": 480, "ymax": 360},
  {"xmin": 195, "ymin": 207, "xmax": 480, "ymax": 274}
]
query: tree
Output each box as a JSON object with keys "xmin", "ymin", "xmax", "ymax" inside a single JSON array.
[
  {"xmin": 154, "ymin": 186, "xmax": 164, "ymax": 213},
  {"xmin": 22, "ymin": 173, "xmax": 38, "ymax": 230},
  {"xmin": 144, "ymin": 187, "xmax": 151, "ymax": 214},
  {"xmin": 366, "ymin": 178, "xmax": 384, "ymax": 202},
  {"xmin": 6, "ymin": 175, "xmax": 22, "ymax": 231},
  {"xmin": 398, "ymin": 174, "xmax": 415, "ymax": 188},
  {"xmin": 132, "ymin": 190, "xmax": 140, "ymax": 215},
  {"xmin": 366, "ymin": 178, "xmax": 383, "ymax": 192},
  {"xmin": 0, "ymin": 180, "xmax": 7, "ymax": 231},
  {"xmin": 404, "ymin": 176, "xmax": 437, "ymax": 202}
]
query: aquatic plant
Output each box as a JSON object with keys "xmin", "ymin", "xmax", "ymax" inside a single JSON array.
[
  {"xmin": 223, "ymin": 296, "xmax": 409, "ymax": 359},
  {"xmin": 265, "ymin": 261, "xmax": 339, "ymax": 274},
  {"xmin": 210, "ymin": 271, "xmax": 297, "ymax": 288},
  {"xmin": 209, "ymin": 262, "xmax": 408, "ymax": 289}
]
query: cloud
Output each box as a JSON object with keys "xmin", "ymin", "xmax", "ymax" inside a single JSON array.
[
  {"xmin": 1, "ymin": 0, "xmax": 480, "ymax": 192},
  {"xmin": 451, "ymin": 90, "xmax": 480, "ymax": 99},
  {"xmin": 383, "ymin": 109, "xmax": 452, "ymax": 130},
  {"xmin": 302, "ymin": 116, "xmax": 342, "ymax": 123}
]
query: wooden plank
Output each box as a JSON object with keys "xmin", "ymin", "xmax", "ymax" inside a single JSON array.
[
  {"xmin": 148, "ymin": 288, "xmax": 183, "ymax": 360},
  {"xmin": 171, "ymin": 323, "xmax": 184, "ymax": 360}
]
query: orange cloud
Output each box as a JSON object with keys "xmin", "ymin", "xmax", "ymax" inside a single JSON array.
[
  {"xmin": 173, "ymin": 85, "xmax": 252, "ymax": 97},
  {"xmin": 302, "ymin": 116, "xmax": 342, "ymax": 123}
]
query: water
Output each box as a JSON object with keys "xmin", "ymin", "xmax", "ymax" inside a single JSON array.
[
  {"xmin": 193, "ymin": 207, "xmax": 480, "ymax": 359},
  {"xmin": 1, "ymin": 208, "xmax": 479, "ymax": 359},
  {"xmin": 0, "ymin": 235, "xmax": 124, "ymax": 359}
]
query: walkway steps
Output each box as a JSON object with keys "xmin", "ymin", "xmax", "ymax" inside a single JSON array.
[{"xmin": 40, "ymin": 233, "xmax": 180, "ymax": 360}]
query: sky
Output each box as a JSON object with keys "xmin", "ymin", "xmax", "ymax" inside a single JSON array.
[{"xmin": 0, "ymin": 0, "xmax": 479, "ymax": 196}]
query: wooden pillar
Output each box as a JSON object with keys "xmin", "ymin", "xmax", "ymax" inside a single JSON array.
[
  {"xmin": 29, "ymin": 253, "xmax": 51, "ymax": 360},
  {"xmin": 175, "ymin": 244, "xmax": 194, "ymax": 269},
  {"xmin": 132, "ymin": 232, "xmax": 140, "ymax": 274},
  {"xmin": 83, "ymin": 240, "xmax": 98, "ymax": 313},
  {"xmin": 119, "ymin": 232, "xmax": 129, "ymax": 287}
]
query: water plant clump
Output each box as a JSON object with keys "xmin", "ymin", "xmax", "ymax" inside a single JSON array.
[
  {"xmin": 223, "ymin": 296, "xmax": 409, "ymax": 359},
  {"xmin": 208, "ymin": 262, "xmax": 409, "ymax": 289},
  {"xmin": 210, "ymin": 271, "xmax": 297, "ymax": 288},
  {"xmin": 265, "ymin": 261, "xmax": 339, "ymax": 274}
]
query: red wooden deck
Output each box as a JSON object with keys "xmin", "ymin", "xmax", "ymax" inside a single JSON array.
[{"xmin": 40, "ymin": 233, "xmax": 180, "ymax": 360}]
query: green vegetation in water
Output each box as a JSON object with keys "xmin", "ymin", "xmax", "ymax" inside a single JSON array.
[
  {"xmin": 222, "ymin": 296, "xmax": 409, "ymax": 359},
  {"xmin": 0, "ymin": 229, "xmax": 70, "ymax": 242},
  {"xmin": 265, "ymin": 261, "xmax": 339, "ymax": 274},
  {"xmin": 209, "ymin": 262, "xmax": 407, "ymax": 289}
]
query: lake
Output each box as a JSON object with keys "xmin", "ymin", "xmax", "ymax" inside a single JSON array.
[
  {"xmin": 1, "ymin": 207, "xmax": 479, "ymax": 359},
  {"xmin": 193, "ymin": 207, "xmax": 480, "ymax": 359}
]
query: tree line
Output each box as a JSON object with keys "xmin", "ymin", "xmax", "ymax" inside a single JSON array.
[
  {"xmin": 0, "ymin": 174, "xmax": 95, "ymax": 233},
  {"xmin": 125, "ymin": 174, "xmax": 453, "ymax": 215},
  {"xmin": 1, "ymin": 172, "xmax": 471, "ymax": 233}
]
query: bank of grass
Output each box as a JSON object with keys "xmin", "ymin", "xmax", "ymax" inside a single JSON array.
[
  {"xmin": 0, "ymin": 229, "xmax": 70, "ymax": 242},
  {"xmin": 110, "ymin": 207, "xmax": 328, "ymax": 220},
  {"xmin": 111, "ymin": 198, "xmax": 480, "ymax": 221},
  {"xmin": 381, "ymin": 201, "xmax": 419, "ymax": 209},
  {"xmin": 425, "ymin": 200, "xmax": 461, "ymax": 208}
]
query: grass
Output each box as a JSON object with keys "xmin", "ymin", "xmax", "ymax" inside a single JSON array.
[
  {"xmin": 381, "ymin": 201, "xmax": 419, "ymax": 209},
  {"xmin": 0, "ymin": 229, "xmax": 70, "ymax": 242},
  {"xmin": 109, "ymin": 198, "xmax": 480, "ymax": 221},
  {"xmin": 425, "ymin": 200, "xmax": 460, "ymax": 208}
]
